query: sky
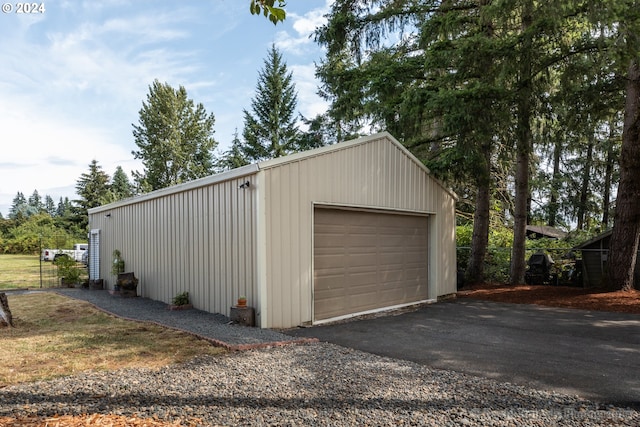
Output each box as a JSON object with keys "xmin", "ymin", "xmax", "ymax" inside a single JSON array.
[{"xmin": 0, "ymin": 0, "xmax": 332, "ymax": 217}]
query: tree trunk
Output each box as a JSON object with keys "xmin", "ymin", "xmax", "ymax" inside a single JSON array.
[
  {"xmin": 0, "ymin": 293, "xmax": 13, "ymax": 328},
  {"xmin": 609, "ymin": 61, "xmax": 640, "ymax": 291},
  {"xmin": 466, "ymin": 147, "xmax": 491, "ymax": 284},
  {"xmin": 602, "ymin": 119, "xmax": 616, "ymax": 229},
  {"xmin": 548, "ymin": 139, "xmax": 562, "ymax": 227},
  {"xmin": 510, "ymin": 0, "xmax": 533, "ymax": 286},
  {"xmin": 464, "ymin": 0, "xmax": 494, "ymax": 286},
  {"xmin": 577, "ymin": 139, "xmax": 594, "ymax": 230}
]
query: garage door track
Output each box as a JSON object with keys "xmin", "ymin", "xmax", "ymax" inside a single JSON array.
[{"xmin": 283, "ymin": 299, "xmax": 640, "ymax": 408}]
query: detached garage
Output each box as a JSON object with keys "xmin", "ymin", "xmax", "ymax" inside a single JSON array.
[{"xmin": 88, "ymin": 132, "xmax": 457, "ymax": 328}]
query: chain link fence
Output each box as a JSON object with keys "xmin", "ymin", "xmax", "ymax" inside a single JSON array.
[
  {"xmin": 457, "ymin": 246, "xmax": 584, "ymax": 286},
  {"xmin": 0, "ymin": 254, "xmax": 88, "ymax": 291}
]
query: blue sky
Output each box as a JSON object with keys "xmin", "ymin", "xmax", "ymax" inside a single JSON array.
[{"xmin": 0, "ymin": 0, "xmax": 331, "ymax": 216}]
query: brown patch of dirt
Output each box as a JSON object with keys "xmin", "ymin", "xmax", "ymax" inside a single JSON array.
[
  {"xmin": 458, "ymin": 283, "xmax": 640, "ymax": 314},
  {"xmin": 53, "ymin": 305, "xmax": 83, "ymax": 322}
]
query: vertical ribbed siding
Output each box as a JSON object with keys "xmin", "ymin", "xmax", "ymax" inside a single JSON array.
[
  {"xmin": 88, "ymin": 174, "xmax": 258, "ymax": 317},
  {"xmin": 262, "ymin": 135, "xmax": 457, "ymax": 328}
]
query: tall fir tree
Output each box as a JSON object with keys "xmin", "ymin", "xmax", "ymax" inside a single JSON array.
[
  {"xmin": 316, "ymin": 0, "xmax": 620, "ymax": 285},
  {"xmin": 9, "ymin": 192, "xmax": 29, "ymax": 220},
  {"xmin": 109, "ymin": 166, "xmax": 134, "ymax": 201},
  {"xmin": 241, "ymin": 44, "xmax": 301, "ymax": 161},
  {"xmin": 216, "ymin": 129, "xmax": 250, "ymax": 171},
  {"xmin": 608, "ymin": 3, "xmax": 640, "ymax": 291},
  {"xmin": 28, "ymin": 190, "xmax": 43, "ymax": 213},
  {"xmin": 56, "ymin": 197, "xmax": 72, "ymax": 218},
  {"xmin": 44, "ymin": 195, "xmax": 56, "ymax": 217},
  {"xmin": 74, "ymin": 160, "xmax": 111, "ymax": 231},
  {"xmin": 132, "ymin": 79, "xmax": 217, "ymax": 192}
]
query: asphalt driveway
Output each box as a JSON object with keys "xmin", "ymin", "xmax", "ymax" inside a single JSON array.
[{"xmin": 283, "ymin": 299, "xmax": 640, "ymax": 408}]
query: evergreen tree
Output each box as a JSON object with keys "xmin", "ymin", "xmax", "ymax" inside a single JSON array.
[
  {"xmin": 9, "ymin": 192, "xmax": 29, "ymax": 220},
  {"xmin": 608, "ymin": 3, "xmax": 640, "ymax": 291},
  {"xmin": 74, "ymin": 160, "xmax": 111, "ymax": 231},
  {"xmin": 316, "ymin": 0, "xmax": 619, "ymax": 285},
  {"xmin": 241, "ymin": 44, "xmax": 301, "ymax": 161},
  {"xmin": 110, "ymin": 166, "xmax": 134, "ymax": 201},
  {"xmin": 132, "ymin": 79, "xmax": 217, "ymax": 192},
  {"xmin": 28, "ymin": 190, "xmax": 44, "ymax": 213},
  {"xmin": 56, "ymin": 197, "xmax": 71, "ymax": 218},
  {"xmin": 44, "ymin": 195, "xmax": 56, "ymax": 217},
  {"xmin": 298, "ymin": 114, "xmax": 340, "ymax": 149},
  {"xmin": 216, "ymin": 130, "xmax": 250, "ymax": 172}
]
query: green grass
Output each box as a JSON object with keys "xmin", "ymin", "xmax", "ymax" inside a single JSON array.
[
  {"xmin": 1, "ymin": 292, "xmax": 226, "ymax": 386},
  {"xmin": 0, "ymin": 254, "xmax": 84, "ymax": 290}
]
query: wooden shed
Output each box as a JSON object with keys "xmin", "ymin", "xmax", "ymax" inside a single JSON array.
[
  {"xmin": 574, "ymin": 230, "xmax": 640, "ymax": 288},
  {"xmin": 87, "ymin": 132, "xmax": 458, "ymax": 328}
]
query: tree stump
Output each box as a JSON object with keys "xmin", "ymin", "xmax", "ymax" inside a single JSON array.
[{"xmin": 0, "ymin": 293, "xmax": 13, "ymax": 328}]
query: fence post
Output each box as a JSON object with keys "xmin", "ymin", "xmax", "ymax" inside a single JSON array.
[{"xmin": 39, "ymin": 235, "xmax": 43, "ymax": 289}]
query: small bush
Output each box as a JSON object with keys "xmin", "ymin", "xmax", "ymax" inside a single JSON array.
[{"xmin": 172, "ymin": 291, "xmax": 189, "ymax": 306}]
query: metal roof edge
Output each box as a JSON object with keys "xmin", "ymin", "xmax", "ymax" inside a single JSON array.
[
  {"xmin": 257, "ymin": 132, "xmax": 387, "ymax": 169},
  {"xmin": 573, "ymin": 229, "xmax": 613, "ymax": 249},
  {"xmin": 257, "ymin": 132, "xmax": 459, "ymax": 201},
  {"xmin": 88, "ymin": 163, "xmax": 259, "ymax": 214}
]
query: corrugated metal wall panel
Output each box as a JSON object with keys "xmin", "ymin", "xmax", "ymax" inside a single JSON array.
[
  {"xmin": 261, "ymin": 134, "xmax": 457, "ymax": 328},
  {"xmin": 88, "ymin": 174, "xmax": 258, "ymax": 318}
]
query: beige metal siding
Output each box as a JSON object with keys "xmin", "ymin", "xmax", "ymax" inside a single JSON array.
[
  {"xmin": 260, "ymin": 133, "xmax": 457, "ymax": 328},
  {"xmin": 313, "ymin": 207, "xmax": 429, "ymax": 321},
  {"xmin": 88, "ymin": 173, "xmax": 258, "ymax": 317}
]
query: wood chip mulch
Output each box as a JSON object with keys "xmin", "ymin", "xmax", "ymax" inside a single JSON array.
[{"xmin": 458, "ymin": 283, "xmax": 640, "ymax": 314}]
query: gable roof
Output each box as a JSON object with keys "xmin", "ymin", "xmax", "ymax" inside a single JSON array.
[
  {"xmin": 525, "ymin": 225, "xmax": 568, "ymax": 239},
  {"xmin": 89, "ymin": 132, "xmax": 457, "ymax": 215},
  {"xmin": 574, "ymin": 229, "xmax": 613, "ymax": 250},
  {"xmin": 258, "ymin": 132, "xmax": 458, "ymax": 200}
]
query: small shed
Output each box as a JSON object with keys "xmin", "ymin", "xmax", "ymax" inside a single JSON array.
[
  {"xmin": 87, "ymin": 132, "xmax": 458, "ymax": 328},
  {"xmin": 525, "ymin": 225, "xmax": 567, "ymax": 240},
  {"xmin": 574, "ymin": 229, "xmax": 640, "ymax": 288}
]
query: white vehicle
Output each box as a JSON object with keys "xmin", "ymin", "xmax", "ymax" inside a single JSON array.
[{"xmin": 41, "ymin": 243, "xmax": 88, "ymax": 262}]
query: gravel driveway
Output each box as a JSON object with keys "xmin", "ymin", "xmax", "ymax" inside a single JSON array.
[
  {"xmin": 1, "ymin": 343, "xmax": 638, "ymax": 426},
  {"xmin": 0, "ymin": 289, "xmax": 638, "ymax": 425}
]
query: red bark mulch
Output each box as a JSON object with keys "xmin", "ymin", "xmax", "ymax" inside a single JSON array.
[{"xmin": 458, "ymin": 283, "xmax": 640, "ymax": 314}]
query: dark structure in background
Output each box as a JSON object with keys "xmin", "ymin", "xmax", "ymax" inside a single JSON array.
[
  {"xmin": 524, "ymin": 251, "xmax": 557, "ymax": 285},
  {"xmin": 525, "ymin": 225, "xmax": 568, "ymax": 240},
  {"xmin": 574, "ymin": 230, "xmax": 640, "ymax": 288}
]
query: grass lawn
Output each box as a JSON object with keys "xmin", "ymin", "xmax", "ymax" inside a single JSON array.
[
  {"xmin": 0, "ymin": 254, "xmax": 83, "ymax": 290},
  {"xmin": 0, "ymin": 292, "xmax": 225, "ymax": 386}
]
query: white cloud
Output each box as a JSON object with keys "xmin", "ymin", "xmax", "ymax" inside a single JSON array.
[
  {"xmin": 290, "ymin": 2, "xmax": 330, "ymax": 35},
  {"xmin": 275, "ymin": 1, "xmax": 330, "ymax": 55},
  {"xmin": 0, "ymin": 94, "xmax": 141, "ymax": 198},
  {"xmin": 291, "ymin": 64, "xmax": 327, "ymax": 119},
  {"xmin": 0, "ymin": 1, "xmax": 332, "ymax": 216}
]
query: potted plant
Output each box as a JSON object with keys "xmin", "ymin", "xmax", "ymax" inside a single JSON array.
[
  {"xmin": 169, "ymin": 291, "xmax": 193, "ymax": 310},
  {"xmin": 237, "ymin": 295, "xmax": 247, "ymax": 308},
  {"xmin": 54, "ymin": 254, "xmax": 82, "ymax": 287},
  {"xmin": 111, "ymin": 249, "xmax": 125, "ymax": 282},
  {"xmin": 111, "ymin": 249, "xmax": 125, "ymax": 291}
]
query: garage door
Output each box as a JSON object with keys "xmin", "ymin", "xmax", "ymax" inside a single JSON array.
[{"xmin": 313, "ymin": 207, "xmax": 429, "ymax": 322}]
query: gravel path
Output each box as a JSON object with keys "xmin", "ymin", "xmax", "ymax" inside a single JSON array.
[
  {"xmin": 2, "ymin": 288, "xmax": 637, "ymax": 425},
  {"xmin": 53, "ymin": 288, "xmax": 316, "ymax": 350},
  {"xmin": 1, "ymin": 344, "xmax": 638, "ymax": 426}
]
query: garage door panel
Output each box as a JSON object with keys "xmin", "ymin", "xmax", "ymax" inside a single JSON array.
[
  {"xmin": 314, "ymin": 208, "xmax": 429, "ymax": 322},
  {"xmin": 314, "ymin": 254, "xmax": 347, "ymax": 269}
]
